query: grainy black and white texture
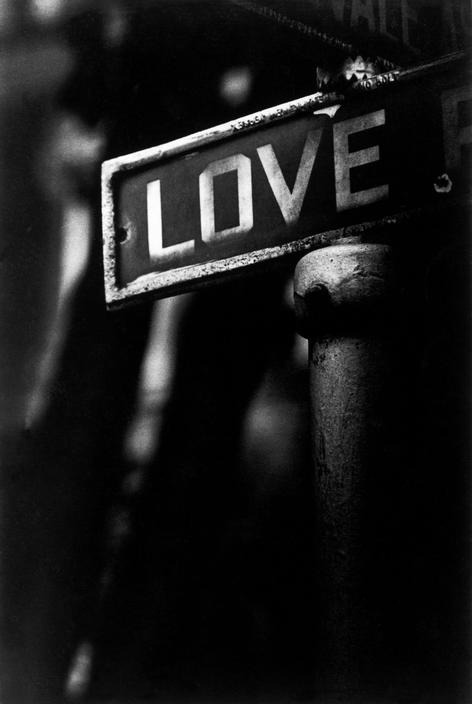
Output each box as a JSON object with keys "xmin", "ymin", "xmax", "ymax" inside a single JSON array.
[{"xmin": 0, "ymin": 2, "xmax": 470, "ymax": 703}]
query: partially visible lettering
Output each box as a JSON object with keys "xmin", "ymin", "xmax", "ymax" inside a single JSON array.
[
  {"xmin": 351, "ymin": 0, "xmax": 376, "ymax": 31},
  {"xmin": 441, "ymin": 84, "xmax": 472, "ymax": 171},
  {"xmin": 401, "ymin": 0, "xmax": 419, "ymax": 50},
  {"xmin": 312, "ymin": 0, "xmax": 451, "ymax": 54}
]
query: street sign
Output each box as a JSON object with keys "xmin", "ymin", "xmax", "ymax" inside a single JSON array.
[
  {"xmin": 103, "ymin": 51, "xmax": 470, "ymax": 307},
  {"xmin": 233, "ymin": 0, "xmax": 471, "ymax": 66}
]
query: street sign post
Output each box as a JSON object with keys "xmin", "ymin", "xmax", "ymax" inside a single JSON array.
[
  {"xmin": 102, "ymin": 51, "xmax": 470, "ymax": 308},
  {"xmin": 101, "ymin": 46, "xmax": 471, "ymax": 701},
  {"xmin": 294, "ymin": 242, "xmax": 398, "ymax": 697}
]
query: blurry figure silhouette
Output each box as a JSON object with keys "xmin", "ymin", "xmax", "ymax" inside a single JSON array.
[{"xmin": 15, "ymin": 3, "xmax": 315, "ymax": 702}]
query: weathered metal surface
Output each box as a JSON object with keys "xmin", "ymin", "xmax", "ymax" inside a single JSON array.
[
  {"xmin": 294, "ymin": 243, "xmax": 399, "ymax": 697},
  {"xmin": 103, "ymin": 51, "xmax": 470, "ymax": 307}
]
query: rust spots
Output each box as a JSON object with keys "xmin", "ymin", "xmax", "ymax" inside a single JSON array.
[
  {"xmin": 117, "ymin": 226, "xmax": 129, "ymax": 244},
  {"xmin": 434, "ymin": 173, "xmax": 453, "ymax": 194}
]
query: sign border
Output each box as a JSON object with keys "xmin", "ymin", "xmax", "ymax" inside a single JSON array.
[{"xmin": 102, "ymin": 52, "xmax": 467, "ymax": 308}]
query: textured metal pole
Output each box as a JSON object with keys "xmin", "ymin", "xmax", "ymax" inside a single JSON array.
[{"xmin": 294, "ymin": 242, "xmax": 398, "ymax": 701}]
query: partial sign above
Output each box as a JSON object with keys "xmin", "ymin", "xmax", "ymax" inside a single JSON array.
[
  {"xmin": 232, "ymin": 0, "xmax": 472, "ymax": 68},
  {"xmin": 103, "ymin": 52, "xmax": 470, "ymax": 307}
]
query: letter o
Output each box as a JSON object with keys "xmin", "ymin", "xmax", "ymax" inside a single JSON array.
[{"xmin": 199, "ymin": 154, "xmax": 253, "ymax": 245}]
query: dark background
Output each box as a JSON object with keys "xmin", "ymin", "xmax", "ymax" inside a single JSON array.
[{"xmin": 0, "ymin": 2, "xmax": 470, "ymax": 703}]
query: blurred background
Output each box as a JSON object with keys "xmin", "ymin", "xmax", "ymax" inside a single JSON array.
[
  {"xmin": 0, "ymin": 4, "xmax": 319, "ymax": 702},
  {"xmin": 0, "ymin": 1, "xmax": 470, "ymax": 703}
]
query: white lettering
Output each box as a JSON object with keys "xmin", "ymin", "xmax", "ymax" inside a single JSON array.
[
  {"xmin": 441, "ymin": 1, "xmax": 472, "ymax": 53},
  {"xmin": 312, "ymin": 0, "xmax": 345, "ymax": 23},
  {"xmin": 333, "ymin": 109, "xmax": 388, "ymax": 212},
  {"xmin": 257, "ymin": 130, "xmax": 322, "ymax": 226},
  {"xmin": 199, "ymin": 153, "xmax": 253, "ymax": 245},
  {"xmin": 442, "ymin": 85, "xmax": 472, "ymax": 170},
  {"xmin": 442, "ymin": 2, "xmax": 459, "ymax": 51},
  {"xmin": 147, "ymin": 179, "xmax": 194, "ymax": 263},
  {"xmin": 378, "ymin": 0, "xmax": 397, "ymax": 41}
]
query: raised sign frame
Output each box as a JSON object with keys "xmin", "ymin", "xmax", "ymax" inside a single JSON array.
[{"xmin": 102, "ymin": 51, "xmax": 469, "ymax": 308}]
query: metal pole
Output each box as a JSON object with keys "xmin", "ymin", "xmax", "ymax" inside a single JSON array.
[{"xmin": 294, "ymin": 242, "xmax": 398, "ymax": 701}]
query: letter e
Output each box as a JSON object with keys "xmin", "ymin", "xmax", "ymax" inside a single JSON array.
[{"xmin": 334, "ymin": 109, "xmax": 388, "ymax": 212}]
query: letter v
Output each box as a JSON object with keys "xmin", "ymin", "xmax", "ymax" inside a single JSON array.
[{"xmin": 257, "ymin": 129, "xmax": 322, "ymax": 226}]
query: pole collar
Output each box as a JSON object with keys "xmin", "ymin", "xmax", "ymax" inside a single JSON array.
[{"xmin": 294, "ymin": 243, "xmax": 397, "ymax": 338}]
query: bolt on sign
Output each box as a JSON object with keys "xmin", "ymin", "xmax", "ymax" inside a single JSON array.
[{"xmin": 103, "ymin": 52, "xmax": 470, "ymax": 307}]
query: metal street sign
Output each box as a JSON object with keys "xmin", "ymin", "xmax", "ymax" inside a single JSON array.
[
  {"xmin": 232, "ymin": 0, "xmax": 471, "ymax": 66},
  {"xmin": 103, "ymin": 52, "xmax": 470, "ymax": 307}
]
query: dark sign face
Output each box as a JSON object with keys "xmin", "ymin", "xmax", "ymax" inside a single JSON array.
[{"xmin": 103, "ymin": 52, "xmax": 470, "ymax": 307}]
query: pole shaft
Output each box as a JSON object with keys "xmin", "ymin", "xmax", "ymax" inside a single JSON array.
[{"xmin": 294, "ymin": 243, "xmax": 398, "ymax": 699}]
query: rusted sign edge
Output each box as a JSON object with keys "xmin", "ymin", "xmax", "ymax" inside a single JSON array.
[
  {"xmin": 104, "ymin": 197, "xmax": 471, "ymax": 308},
  {"xmin": 102, "ymin": 91, "xmax": 344, "ymax": 179},
  {"xmin": 102, "ymin": 166, "xmax": 119, "ymax": 302},
  {"xmin": 102, "ymin": 50, "xmax": 469, "ymax": 308},
  {"xmin": 102, "ymin": 90, "xmax": 346, "ymax": 307},
  {"xmin": 102, "ymin": 50, "xmax": 466, "ymax": 177}
]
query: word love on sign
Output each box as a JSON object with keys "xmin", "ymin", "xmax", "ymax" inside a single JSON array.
[{"xmin": 103, "ymin": 52, "xmax": 470, "ymax": 307}]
